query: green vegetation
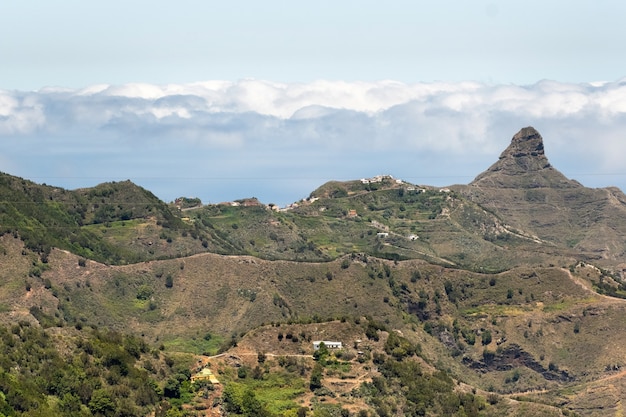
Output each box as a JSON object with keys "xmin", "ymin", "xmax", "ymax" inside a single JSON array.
[
  {"xmin": 362, "ymin": 355, "xmax": 485, "ymax": 416},
  {"xmin": 0, "ymin": 321, "xmax": 188, "ymax": 416},
  {"xmin": 162, "ymin": 334, "xmax": 224, "ymax": 356},
  {"xmin": 0, "ymin": 174, "xmax": 188, "ymax": 264},
  {"xmin": 1, "ymin": 137, "xmax": 625, "ymax": 417},
  {"xmin": 222, "ymin": 366, "xmax": 307, "ymax": 416}
]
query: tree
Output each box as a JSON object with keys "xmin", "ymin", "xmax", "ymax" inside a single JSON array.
[
  {"xmin": 89, "ymin": 389, "xmax": 115, "ymax": 415},
  {"xmin": 58, "ymin": 393, "xmax": 82, "ymax": 414},
  {"xmin": 481, "ymin": 330, "xmax": 492, "ymax": 346},
  {"xmin": 310, "ymin": 363, "xmax": 324, "ymax": 391},
  {"xmin": 313, "ymin": 342, "xmax": 329, "ymax": 362},
  {"xmin": 164, "ymin": 378, "xmax": 181, "ymax": 398},
  {"xmin": 165, "ymin": 274, "xmax": 174, "ymax": 288},
  {"xmin": 242, "ymin": 389, "xmax": 270, "ymax": 417}
]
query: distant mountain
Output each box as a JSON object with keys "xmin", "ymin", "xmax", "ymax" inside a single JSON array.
[
  {"xmin": 471, "ymin": 126, "xmax": 582, "ymax": 189},
  {"xmin": 456, "ymin": 127, "xmax": 626, "ymax": 261}
]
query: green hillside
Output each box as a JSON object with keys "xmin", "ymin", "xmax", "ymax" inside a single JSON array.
[{"xmin": 2, "ymin": 127, "xmax": 626, "ymax": 415}]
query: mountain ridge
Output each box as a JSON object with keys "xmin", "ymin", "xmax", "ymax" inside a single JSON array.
[
  {"xmin": 3, "ymin": 126, "xmax": 626, "ymax": 266},
  {"xmin": 3, "ymin": 126, "xmax": 626, "ymax": 415}
]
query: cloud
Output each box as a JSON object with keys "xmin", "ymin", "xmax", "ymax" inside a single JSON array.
[{"xmin": 2, "ymin": 79, "xmax": 626, "ymax": 205}]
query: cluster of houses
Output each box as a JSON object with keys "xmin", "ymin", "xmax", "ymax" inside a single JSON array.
[{"xmin": 360, "ymin": 174, "xmax": 401, "ymax": 185}]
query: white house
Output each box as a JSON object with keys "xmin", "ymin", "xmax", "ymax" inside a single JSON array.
[{"xmin": 313, "ymin": 341, "xmax": 342, "ymax": 350}]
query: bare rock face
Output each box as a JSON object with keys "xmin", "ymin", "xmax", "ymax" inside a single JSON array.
[
  {"xmin": 471, "ymin": 127, "xmax": 581, "ymax": 189},
  {"xmin": 499, "ymin": 126, "xmax": 548, "ymax": 167}
]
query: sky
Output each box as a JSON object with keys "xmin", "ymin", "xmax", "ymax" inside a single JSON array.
[{"xmin": 2, "ymin": 1, "xmax": 626, "ymax": 206}]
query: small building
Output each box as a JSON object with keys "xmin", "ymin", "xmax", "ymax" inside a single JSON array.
[
  {"xmin": 313, "ymin": 341, "xmax": 342, "ymax": 350},
  {"xmin": 191, "ymin": 368, "xmax": 220, "ymax": 384},
  {"xmin": 376, "ymin": 232, "xmax": 389, "ymax": 238}
]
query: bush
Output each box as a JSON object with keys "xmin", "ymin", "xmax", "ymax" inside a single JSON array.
[
  {"xmin": 481, "ymin": 330, "xmax": 492, "ymax": 346},
  {"xmin": 136, "ymin": 285, "xmax": 153, "ymax": 300},
  {"xmin": 482, "ymin": 349, "xmax": 495, "ymax": 364},
  {"xmin": 487, "ymin": 393, "xmax": 500, "ymax": 405},
  {"xmin": 165, "ymin": 274, "xmax": 174, "ymax": 288}
]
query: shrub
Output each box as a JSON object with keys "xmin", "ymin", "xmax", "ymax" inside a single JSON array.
[
  {"xmin": 482, "ymin": 349, "xmax": 495, "ymax": 364},
  {"xmin": 487, "ymin": 393, "xmax": 500, "ymax": 405},
  {"xmin": 136, "ymin": 285, "xmax": 153, "ymax": 300},
  {"xmin": 481, "ymin": 330, "xmax": 492, "ymax": 346},
  {"xmin": 165, "ymin": 274, "xmax": 174, "ymax": 288}
]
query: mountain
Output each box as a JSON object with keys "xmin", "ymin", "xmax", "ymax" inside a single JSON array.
[
  {"xmin": 3, "ymin": 127, "xmax": 626, "ymax": 415},
  {"xmin": 456, "ymin": 126, "xmax": 626, "ymax": 261},
  {"xmin": 471, "ymin": 126, "xmax": 581, "ymax": 189}
]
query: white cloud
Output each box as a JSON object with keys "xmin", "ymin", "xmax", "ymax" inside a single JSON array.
[
  {"xmin": 0, "ymin": 90, "xmax": 45, "ymax": 134},
  {"xmin": 2, "ymin": 79, "xmax": 626, "ymax": 205}
]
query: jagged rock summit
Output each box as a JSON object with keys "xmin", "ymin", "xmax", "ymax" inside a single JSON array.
[{"xmin": 471, "ymin": 126, "xmax": 581, "ymax": 189}]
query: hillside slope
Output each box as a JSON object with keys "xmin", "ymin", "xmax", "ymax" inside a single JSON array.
[
  {"xmin": 456, "ymin": 127, "xmax": 626, "ymax": 263},
  {"xmin": 4, "ymin": 126, "xmax": 626, "ymax": 415}
]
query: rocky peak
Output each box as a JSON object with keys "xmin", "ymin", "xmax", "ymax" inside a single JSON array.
[
  {"xmin": 501, "ymin": 126, "xmax": 546, "ymax": 161},
  {"xmin": 471, "ymin": 127, "xmax": 580, "ymax": 189}
]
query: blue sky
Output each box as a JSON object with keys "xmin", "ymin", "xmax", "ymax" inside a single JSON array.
[{"xmin": 2, "ymin": 1, "xmax": 626, "ymax": 205}]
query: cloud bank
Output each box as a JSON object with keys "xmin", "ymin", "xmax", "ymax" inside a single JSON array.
[{"xmin": 2, "ymin": 79, "xmax": 626, "ymax": 205}]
